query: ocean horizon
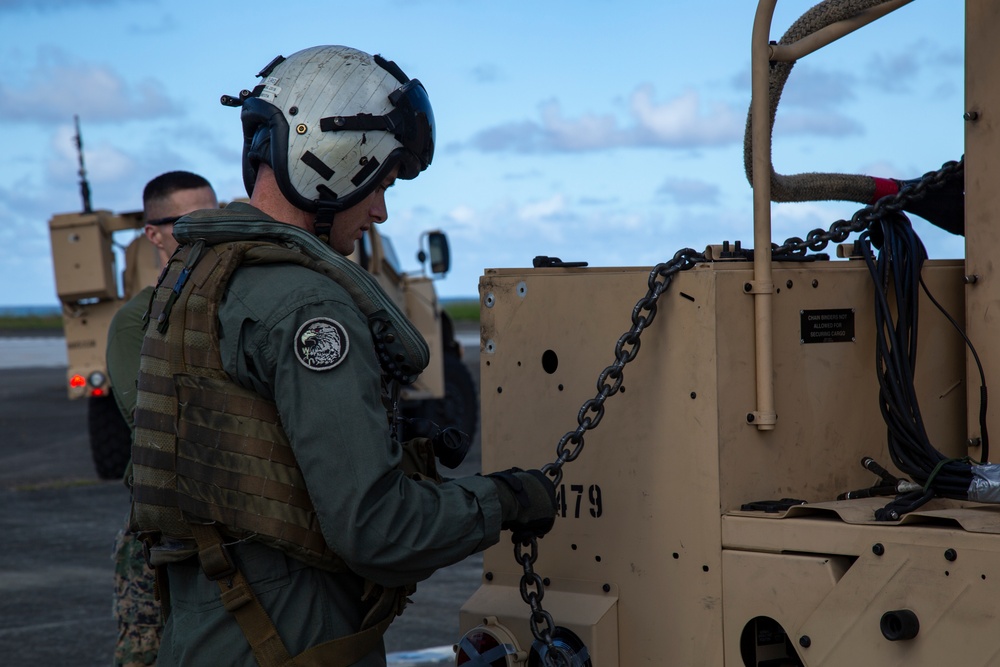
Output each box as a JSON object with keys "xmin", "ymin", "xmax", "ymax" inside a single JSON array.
[{"xmin": 0, "ymin": 305, "xmax": 62, "ymax": 317}]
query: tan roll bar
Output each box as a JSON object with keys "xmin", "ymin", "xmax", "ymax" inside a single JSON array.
[{"xmin": 748, "ymin": 0, "xmax": 915, "ymax": 430}]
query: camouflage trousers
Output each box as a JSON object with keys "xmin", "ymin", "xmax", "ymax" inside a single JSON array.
[{"xmin": 112, "ymin": 517, "xmax": 162, "ymax": 667}]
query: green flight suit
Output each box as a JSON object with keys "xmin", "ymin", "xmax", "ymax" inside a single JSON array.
[
  {"xmin": 154, "ymin": 204, "xmax": 503, "ymax": 666},
  {"xmin": 107, "ymin": 285, "xmax": 155, "ymax": 431}
]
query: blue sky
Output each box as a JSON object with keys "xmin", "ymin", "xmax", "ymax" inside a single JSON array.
[{"xmin": 0, "ymin": 0, "xmax": 965, "ymax": 305}]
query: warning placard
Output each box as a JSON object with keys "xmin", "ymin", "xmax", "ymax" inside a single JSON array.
[{"xmin": 800, "ymin": 308, "xmax": 855, "ymax": 344}]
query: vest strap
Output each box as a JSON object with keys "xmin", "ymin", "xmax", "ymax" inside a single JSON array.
[
  {"xmin": 190, "ymin": 523, "xmax": 295, "ymax": 667},
  {"xmin": 189, "ymin": 523, "xmax": 392, "ymax": 667}
]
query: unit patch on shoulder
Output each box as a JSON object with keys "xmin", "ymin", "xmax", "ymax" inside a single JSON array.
[{"xmin": 294, "ymin": 317, "xmax": 350, "ymax": 371}]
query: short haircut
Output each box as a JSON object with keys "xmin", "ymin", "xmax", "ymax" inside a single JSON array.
[{"xmin": 142, "ymin": 171, "xmax": 213, "ymax": 210}]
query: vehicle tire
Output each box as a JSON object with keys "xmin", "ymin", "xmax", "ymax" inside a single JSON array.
[
  {"xmin": 88, "ymin": 392, "xmax": 131, "ymax": 481},
  {"xmin": 401, "ymin": 350, "xmax": 479, "ymax": 441}
]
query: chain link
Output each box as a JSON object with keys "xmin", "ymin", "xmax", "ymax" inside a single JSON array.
[{"xmin": 517, "ymin": 157, "xmax": 964, "ymax": 667}]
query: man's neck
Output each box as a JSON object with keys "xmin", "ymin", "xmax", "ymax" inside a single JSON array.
[{"xmin": 249, "ymin": 168, "xmax": 313, "ymax": 232}]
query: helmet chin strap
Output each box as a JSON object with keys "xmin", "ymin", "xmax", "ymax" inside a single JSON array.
[{"xmin": 314, "ymin": 207, "xmax": 336, "ymax": 244}]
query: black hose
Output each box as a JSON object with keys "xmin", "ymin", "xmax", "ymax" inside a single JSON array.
[{"xmin": 857, "ymin": 212, "xmax": 973, "ymax": 517}]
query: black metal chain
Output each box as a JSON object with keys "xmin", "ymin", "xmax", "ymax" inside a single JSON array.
[{"xmin": 515, "ymin": 157, "xmax": 964, "ymax": 667}]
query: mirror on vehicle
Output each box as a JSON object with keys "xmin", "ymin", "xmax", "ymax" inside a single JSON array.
[{"xmin": 427, "ymin": 231, "xmax": 450, "ymax": 275}]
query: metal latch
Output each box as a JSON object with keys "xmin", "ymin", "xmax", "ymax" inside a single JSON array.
[{"xmin": 532, "ymin": 256, "xmax": 588, "ymax": 268}]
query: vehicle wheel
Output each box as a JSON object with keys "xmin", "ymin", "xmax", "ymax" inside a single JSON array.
[
  {"xmin": 88, "ymin": 392, "xmax": 131, "ymax": 480},
  {"xmin": 401, "ymin": 351, "xmax": 478, "ymax": 441}
]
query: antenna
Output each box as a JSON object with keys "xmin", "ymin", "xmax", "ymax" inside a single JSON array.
[{"xmin": 74, "ymin": 114, "xmax": 93, "ymax": 213}]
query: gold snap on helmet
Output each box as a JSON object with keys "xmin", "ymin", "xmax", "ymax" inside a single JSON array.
[{"xmin": 225, "ymin": 45, "xmax": 435, "ymax": 214}]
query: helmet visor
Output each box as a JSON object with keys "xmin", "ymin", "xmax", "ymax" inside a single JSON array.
[
  {"xmin": 319, "ymin": 79, "xmax": 435, "ymax": 180},
  {"xmin": 388, "ymin": 79, "xmax": 435, "ymax": 178}
]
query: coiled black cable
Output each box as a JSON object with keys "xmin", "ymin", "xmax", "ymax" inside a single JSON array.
[{"xmin": 857, "ymin": 212, "xmax": 974, "ymax": 517}]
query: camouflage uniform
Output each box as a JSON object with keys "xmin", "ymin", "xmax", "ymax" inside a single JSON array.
[{"xmin": 112, "ymin": 521, "xmax": 160, "ymax": 666}]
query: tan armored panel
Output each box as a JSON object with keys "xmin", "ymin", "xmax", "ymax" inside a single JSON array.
[
  {"xmin": 122, "ymin": 235, "xmax": 163, "ymax": 300},
  {"xmin": 462, "ymin": 260, "xmax": 982, "ymax": 666},
  {"xmin": 48, "ymin": 211, "xmax": 118, "ymax": 301}
]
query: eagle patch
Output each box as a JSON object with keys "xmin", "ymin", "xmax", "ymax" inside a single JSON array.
[{"xmin": 294, "ymin": 317, "xmax": 349, "ymax": 371}]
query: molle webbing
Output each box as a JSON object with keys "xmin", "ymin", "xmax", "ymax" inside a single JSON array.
[{"xmin": 131, "ymin": 240, "xmax": 346, "ymax": 572}]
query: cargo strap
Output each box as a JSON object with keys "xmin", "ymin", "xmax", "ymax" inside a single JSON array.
[
  {"xmin": 189, "ymin": 523, "xmax": 391, "ymax": 667},
  {"xmin": 138, "ymin": 531, "xmax": 173, "ymax": 618}
]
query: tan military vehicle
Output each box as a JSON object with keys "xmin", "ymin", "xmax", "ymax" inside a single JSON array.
[
  {"xmin": 49, "ymin": 188, "xmax": 475, "ymax": 480},
  {"xmin": 457, "ymin": 1, "xmax": 998, "ymax": 665}
]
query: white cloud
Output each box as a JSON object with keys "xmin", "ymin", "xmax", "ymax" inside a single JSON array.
[
  {"xmin": 517, "ymin": 194, "xmax": 567, "ymax": 221},
  {"xmin": 775, "ymin": 64, "xmax": 857, "ymax": 108},
  {"xmin": 858, "ymin": 160, "xmax": 903, "ymax": 180},
  {"xmin": 0, "ymin": 0, "xmax": 124, "ymax": 11},
  {"xmin": 537, "ymin": 101, "xmax": 622, "ymax": 151},
  {"xmin": 469, "ymin": 85, "xmax": 753, "ymax": 153},
  {"xmin": 470, "ymin": 63, "xmax": 501, "ymax": 84},
  {"xmin": 0, "ymin": 50, "xmax": 177, "ymax": 123},
  {"xmin": 447, "ymin": 204, "xmax": 477, "ymax": 224},
  {"xmin": 866, "ymin": 50, "xmax": 921, "ymax": 94},
  {"xmin": 629, "ymin": 86, "xmax": 743, "ymax": 147},
  {"xmin": 47, "ymin": 124, "xmax": 136, "ymax": 184},
  {"xmin": 775, "ymin": 110, "xmax": 863, "ymax": 137},
  {"xmin": 657, "ymin": 177, "xmax": 721, "ymax": 206}
]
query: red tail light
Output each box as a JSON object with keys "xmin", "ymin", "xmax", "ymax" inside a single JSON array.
[{"xmin": 455, "ymin": 618, "xmax": 522, "ymax": 666}]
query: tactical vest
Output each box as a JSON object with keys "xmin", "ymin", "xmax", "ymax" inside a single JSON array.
[
  {"xmin": 132, "ymin": 238, "xmax": 357, "ymax": 571},
  {"xmin": 130, "ymin": 238, "xmax": 422, "ymax": 666},
  {"xmin": 129, "ymin": 214, "xmax": 433, "ymax": 667}
]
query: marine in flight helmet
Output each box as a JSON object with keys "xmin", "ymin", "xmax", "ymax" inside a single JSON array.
[{"xmin": 222, "ymin": 45, "xmax": 435, "ymax": 238}]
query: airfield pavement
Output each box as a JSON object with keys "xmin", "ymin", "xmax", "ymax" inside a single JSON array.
[{"xmin": 0, "ymin": 326, "xmax": 483, "ymax": 666}]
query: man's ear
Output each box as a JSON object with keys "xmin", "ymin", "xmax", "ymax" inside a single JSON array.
[{"xmin": 143, "ymin": 224, "xmax": 161, "ymax": 248}]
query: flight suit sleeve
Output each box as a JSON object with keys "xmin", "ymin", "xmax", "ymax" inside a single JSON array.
[
  {"xmin": 107, "ymin": 286, "xmax": 155, "ymax": 431},
  {"xmin": 219, "ymin": 265, "xmax": 503, "ymax": 588}
]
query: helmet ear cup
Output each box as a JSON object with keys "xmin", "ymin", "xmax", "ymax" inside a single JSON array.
[
  {"xmin": 243, "ymin": 125, "xmax": 271, "ymax": 196},
  {"xmin": 241, "ymin": 97, "xmax": 300, "ymax": 208}
]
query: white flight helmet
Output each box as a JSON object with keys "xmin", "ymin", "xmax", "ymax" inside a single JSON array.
[{"xmin": 227, "ymin": 45, "xmax": 435, "ymax": 227}]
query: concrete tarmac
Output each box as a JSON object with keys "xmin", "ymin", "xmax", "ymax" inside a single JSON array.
[{"xmin": 0, "ymin": 333, "xmax": 484, "ymax": 666}]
